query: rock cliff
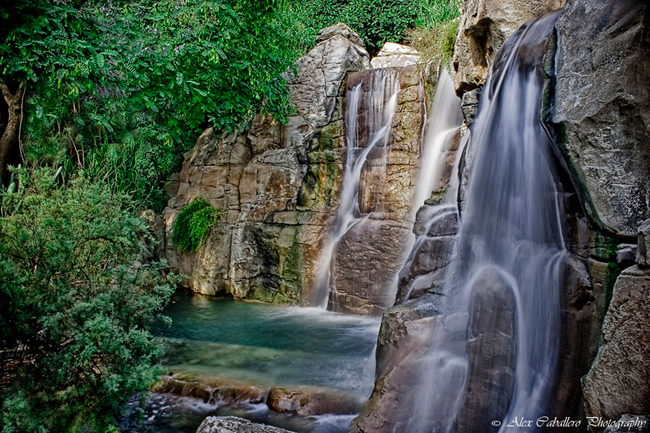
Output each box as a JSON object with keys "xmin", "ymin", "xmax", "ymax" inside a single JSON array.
[
  {"xmin": 162, "ymin": 26, "xmax": 427, "ymax": 313},
  {"xmin": 163, "ymin": 23, "xmax": 370, "ymax": 303}
]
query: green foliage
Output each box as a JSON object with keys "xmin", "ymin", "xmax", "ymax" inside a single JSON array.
[
  {"xmin": 291, "ymin": 0, "xmax": 419, "ymax": 56},
  {"xmin": 291, "ymin": 0, "xmax": 460, "ymax": 58},
  {"xmin": 172, "ymin": 198, "xmax": 222, "ymax": 253},
  {"xmin": 0, "ymin": 167, "xmax": 176, "ymax": 432},
  {"xmin": 405, "ymin": 0, "xmax": 461, "ymax": 67},
  {"xmin": 407, "ymin": 17, "xmax": 460, "ymax": 67},
  {"xmin": 1, "ymin": 0, "xmax": 303, "ymax": 210},
  {"xmin": 416, "ymin": 0, "xmax": 461, "ymax": 30}
]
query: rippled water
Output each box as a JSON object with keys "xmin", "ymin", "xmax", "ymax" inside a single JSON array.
[{"xmin": 123, "ymin": 291, "xmax": 381, "ymax": 433}]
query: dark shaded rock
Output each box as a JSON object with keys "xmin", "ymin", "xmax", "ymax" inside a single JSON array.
[
  {"xmin": 550, "ymin": 0, "xmax": 650, "ymax": 237},
  {"xmin": 395, "ymin": 205, "xmax": 458, "ymax": 303},
  {"xmin": 197, "ymin": 416, "xmax": 292, "ymax": 433},
  {"xmin": 638, "ymin": 219, "xmax": 650, "ymax": 267},
  {"xmin": 616, "ymin": 244, "xmax": 638, "ymax": 268},
  {"xmin": 582, "ymin": 266, "xmax": 650, "ymax": 422},
  {"xmin": 603, "ymin": 415, "xmax": 650, "ymax": 433},
  {"xmin": 461, "ymin": 89, "xmax": 480, "ymax": 126}
]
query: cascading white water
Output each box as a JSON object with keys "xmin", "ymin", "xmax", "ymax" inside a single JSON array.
[
  {"xmin": 312, "ymin": 69, "xmax": 400, "ymax": 309},
  {"xmin": 396, "ymin": 69, "xmax": 463, "ymax": 302},
  {"xmin": 406, "ymin": 12, "xmax": 567, "ymax": 432},
  {"xmin": 412, "ymin": 69, "xmax": 463, "ymax": 209}
]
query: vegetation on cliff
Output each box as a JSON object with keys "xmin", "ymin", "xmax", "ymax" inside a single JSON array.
[{"xmin": 172, "ymin": 199, "xmax": 223, "ymax": 253}]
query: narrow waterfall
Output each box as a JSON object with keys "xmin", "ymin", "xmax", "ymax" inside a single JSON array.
[
  {"xmin": 396, "ymin": 69, "xmax": 463, "ymax": 302},
  {"xmin": 407, "ymin": 12, "xmax": 567, "ymax": 432},
  {"xmin": 412, "ymin": 69, "xmax": 463, "ymax": 210},
  {"xmin": 312, "ymin": 69, "xmax": 400, "ymax": 310}
]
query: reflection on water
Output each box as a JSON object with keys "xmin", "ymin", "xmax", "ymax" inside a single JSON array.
[{"xmin": 123, "ymin": 291, "xmax": 381, "ymax": 433}]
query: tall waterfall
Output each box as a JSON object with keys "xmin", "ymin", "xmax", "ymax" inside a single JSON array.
[
  {"xmin": 312, "ymin": 69, "xmax": 400, "ymax": 309},
  {"xmin": 408, "ymin": 11, "xmax": 567, "ymax": 432}
]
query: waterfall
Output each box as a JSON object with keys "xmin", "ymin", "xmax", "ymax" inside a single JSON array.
[
  {"xmin": 396, "ymin": 69, "xmax": 463, "ymax": 303},
  {"xmin": 407, "ymin": 11, "xmax": 567, "ymax": 432},
  {"xmin": 312, "ymin": 69, "xmax": 400, "ymax": 309},
  {"xmin": 412, "ymin": 69, "xmax": 463, "ymax": 210}
]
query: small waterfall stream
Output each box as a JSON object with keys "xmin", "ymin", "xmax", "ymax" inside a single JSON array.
[
  {"xmin": 396, "ymin": 69, "xmax": 463, "ymax": 302},
  {"xmin": 412, "ymin": 69, "xmax": 463, "ymax": 209},
  {"xmin": 312, "ymin": 69, "xmax": 400, "ymax": 309},
  {"xmin": 407, "ymin": 12, "xmax": 567, "ymax": 432}
]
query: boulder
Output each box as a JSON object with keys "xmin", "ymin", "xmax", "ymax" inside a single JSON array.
[
  {"xmin": 453, "ymin": 0, "xmax": 565, "ymax": 97},
  {"xmin": 371, "ymin": 42, "xmax": 420, "ymax": 69},
  {"xmin": 196, "ymin": 416, "xmax": 292, "ymax": 433},
  {"xmin": 582, "ymin": 266, "xmax": 650, "ymax": 422},
  {"xmin": 549, "ymin": 0, "xmax": 650, "ymax": 237}
]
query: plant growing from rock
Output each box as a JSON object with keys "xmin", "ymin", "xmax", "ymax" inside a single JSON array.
[{"xmin": 172, "ymin": 198, "xmax": 223, "ymax": 253}]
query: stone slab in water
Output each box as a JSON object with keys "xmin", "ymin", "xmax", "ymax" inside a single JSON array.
[{"xmin": 196, "ymin": 416, "xmax": 293, "ymax": 433}]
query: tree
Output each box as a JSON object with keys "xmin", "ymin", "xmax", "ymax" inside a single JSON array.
[
  {"xmin": 0, "ymin": 0, "xmax": 305, "ymax": 209},
  {"xmin": 0, "ymin": 168, "xmax": 176, "ymax": 432}
]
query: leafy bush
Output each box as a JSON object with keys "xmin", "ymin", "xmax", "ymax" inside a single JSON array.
[
  {"xmin": 0, "ymin": 167, "xmax": 176, "ymax": 432},
  {"xmin": 1, "ymin": 0, "xmax": 305, "ymax": 211},
  {"xmin": 291, "ymin": 0, "xmax": 419, "ymax": 56},
  {"xmin": 172, "ymin": 198, "xmax": 222, "ymax": 253}
]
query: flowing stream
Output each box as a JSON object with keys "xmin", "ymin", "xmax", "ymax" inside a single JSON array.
[
  {"xmin": 407, "ymin": 12, "xmax": 567, "ymax": 432},
  {"xmin": 312, "ymin": 69, "xmax": 400, "ymax": 309}
]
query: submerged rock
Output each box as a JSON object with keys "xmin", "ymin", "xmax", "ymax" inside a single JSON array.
[
  {"xmin": 155, "ymin": 375, "xmax": 267, "ymax": 406},
  {"xmin": 196, "ymin": 416, "xmax": 292, "ymax": 433},
  {"xmin": 266, "ymin": 386, "xmax": 362, "ymax": 416},
  {"xmin": 582, "ymin": 266, "xmax": 650, "ymax": 422}
]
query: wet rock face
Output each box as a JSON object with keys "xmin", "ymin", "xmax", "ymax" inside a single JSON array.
[
  {"xmin": 349, "ymin": 294, "xmax": 441, "ymax": 433},
  {"xmin": 582, "ymin": 266, "xmax": 650, "ymax": 423},
  {"xmin": 549, "ymin": 0, "xmax": 650, "ymax": 237},
  {"xmin": 328, "ymin": 65, "xmax": 426, "ymax": 315},
  {"xmin": 162, "ymin": 24, "xmax": 369, "ymax": 303},
  {"xmin": 453, "ymin": 0, "xmax": 565, "ymax": 97},
  {"xmin": 456, "ymin": 269, "xmax": 517, "ymax": 433},
  {"xmin": 197, "ymin": 416, "xmax": 292, "ymax": 433},
  {"xmin": 395, "ymin": 204, "xmax": 459, "ymax": 303}
]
